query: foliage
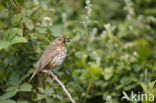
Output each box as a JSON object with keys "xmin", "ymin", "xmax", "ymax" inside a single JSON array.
[{"xmin": 0, "ymin": 0, "xmax": 156, "ymax": 103}]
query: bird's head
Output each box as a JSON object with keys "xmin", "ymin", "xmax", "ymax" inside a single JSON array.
[{"xmin": 55, "ymin": 37, "xmax": 70, "ymax": 44}]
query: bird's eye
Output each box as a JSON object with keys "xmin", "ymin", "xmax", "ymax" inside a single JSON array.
[{"xmin": 58, "ymin": 38, "xmax": 61, "ymax": 41}]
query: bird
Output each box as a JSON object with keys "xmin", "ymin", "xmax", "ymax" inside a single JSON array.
[{"xmin": 29, "ymin": 37, "xmax": 70, "ymax": 82}]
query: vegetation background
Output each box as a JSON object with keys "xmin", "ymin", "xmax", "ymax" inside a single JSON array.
[{"xmin": 0, "ymin": 0, "xmax": 156, "ymax": 103}]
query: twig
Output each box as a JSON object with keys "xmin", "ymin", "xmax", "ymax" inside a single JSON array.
[
  {"xmin": 29, "ymin": 37, "xmax": 36, "ymax": 57},
  {"xmin": 29, "ymin": 37, "xmax": 43, "ymax": 87},
  {"xmin": 67, "ymin": 48, "xmax": 76, "ymax": 56},
  {"xmin": 42, "ymin": 70, "xmax": 76, "ymax": 103},
  {"xmin": 10, "ymin": 0, "xmax": 18, "ymax": 8},
  {"xmin": 83, "ymin": 79, "xmax": 93, "ymax": 103}
]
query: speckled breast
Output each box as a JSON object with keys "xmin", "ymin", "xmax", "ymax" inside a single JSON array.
[{"xmin": 49, "ymin": 47, "xmax": 67, "ymax": 68}]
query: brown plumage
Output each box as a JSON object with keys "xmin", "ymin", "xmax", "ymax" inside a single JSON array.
[{"xmin": 29, "ymin": 37, "xmax": 70, "ymax": 82}]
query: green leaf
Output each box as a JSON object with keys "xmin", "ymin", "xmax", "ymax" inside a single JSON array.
[
  {"xmin": 140, "ymin": 82, "xmax": 148, "ymax": 93},
  {"xmin": 0, "ymin": 91, "xmax": 17, "ymax": 101},
  {"xmin": 10, "ymin": 36, "xmax": 27, "ymax": 45},
  {"xmin": 11, "ymin": 14, "xmax": 22, "ymax": 26},
  {"xmin": 8, "ymin": 72, "xmax": 20, "ymax": 86},
  {"xmin": 149, "ymin": 80, "xmax": 156, "ymax": 89},
  {"xmin": 1, "ymin": 99, "xmax": 16, "ymax": 103},
  {"xmin": 19, "ymin": 69, "xmax": 34, "ymax": 83},
  {"xmin": 34, "ymin": 34, "xmax": 51, "ymax": 43},
  {"xmin": 23, "ymin": 17, "xmax": 34, "ymax": 30},
  {"xmin": 19, "ymin": 83, "xmax": 32, "ymax": 92},
  {"xmin": 8, "ymin": 28, "xmax": 23, "ymax": 40},
  {"xmin": 32, "ymin": 10, "xmax": 41, "ymax": 20},
  {"xmin": 6, "ymin": 86, "xmax": 19, "ymax": 92},
  {"xmin": 0, "ymin": 36, "xmax": 27, "ymax": 50},
  {"xmin": 103, "ymin": 67, "xmax": 114, "ymax": 80},
  {"xmin": 86, "ymin": 63, "xmax": 102, "ymax": 78},
  {"xmin": 0, "ymin": 40, "xmax": 10, "ymax": 49},
  {"xmin": 137, "ymin": 47, "xmax": 151, "ymax": 61},
  {"xmin": 140, "ymin": 81, "xmax": 156, "ymax": 95},
  {"xmin": 52, "ymin": 94, "xmax": 63, "ymax": 100},
  {"xmin": 0, "ymin": 9, "xmax": 8, "ymax": 18},
  {"xmin": 17, "ymin": 100, "xmax": 29, "ymax": 103},
  {"xmin": 35, "ymin": 93, "xmax": 46, "ymax": 101},
  {"xmin": 38, "ymin": 87, "xmax": 54, "ymax": 96},
  {"xmin": 50, "ymin": 25, "xmax": 62, "ymax": 37}
]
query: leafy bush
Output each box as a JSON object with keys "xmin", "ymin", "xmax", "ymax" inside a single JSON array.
[{"xmin": 0, "ymin": 0, "xmax": 156, "ymax": 103}]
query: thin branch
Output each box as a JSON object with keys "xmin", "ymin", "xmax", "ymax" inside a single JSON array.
[
  {"xmin": 10, "ymin": 0, "xmax": 18, "ymax": 8},
  {"xmin": 29, "ymin": 37, "xmax": 36, "ymax": 57},
  {"xmin": 42, "ymin": 70, "xmax": 76, "ymax": 103},
  {"xmin": 83, "ymin": 79, "xmax": 93, "ymax": 103},
  {"xmin": 67, "ymin": 48, "xmax": 76, "ymax": 56},
  {"xmin": 29, "ymin": 37, "xmax": 43, "ymax": 87}
]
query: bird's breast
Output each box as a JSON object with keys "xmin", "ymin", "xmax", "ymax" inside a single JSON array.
[{"xmin": 49, "ymin": 47, "xmax": 67, "ymax": 68}]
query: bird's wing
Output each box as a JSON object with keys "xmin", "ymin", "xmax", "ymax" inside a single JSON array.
[
  {"xmin": 39, "ymin": 44, "xmax": 61, "ymax": 70},
  {"xmin": 29, "ymin": 44, "xmax": 60, "ymax": 82}
]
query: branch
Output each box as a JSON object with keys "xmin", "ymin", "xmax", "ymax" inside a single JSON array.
[
  {"xmin": 28, "ymin": 37, "xmax": 43, "ymax": 87},
  {"xmin": 42, "ymin": 70, "xmax": 76, "ymax": 103},
  {"xmin": 10, "ymin": 0, "xmax": 17, "ymax": 8},
  {"xmin": 29, "ymin": 37, "xmax": 36, "ymax": 57}
]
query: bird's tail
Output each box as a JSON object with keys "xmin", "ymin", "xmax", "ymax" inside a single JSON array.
[
  {"xmin": 29, "ymin": 70, "xmax": 38, "ymax": 83},
  {"xmin": 29, "ymin": 65, "xmax": 40, "ymax": 83}
]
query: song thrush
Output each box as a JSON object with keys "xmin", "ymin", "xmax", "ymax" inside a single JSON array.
[{"xmin": 29, "ymin": 37, "xmax": 70, "ymax": 82}]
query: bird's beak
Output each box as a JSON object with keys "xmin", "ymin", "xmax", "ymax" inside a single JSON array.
[{"xmin": 64, "ymin": 37, "xmax": 70, "ymax": 42}]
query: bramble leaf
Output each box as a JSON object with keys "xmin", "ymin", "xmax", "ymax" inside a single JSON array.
[{"xmin": 23, "ymin": 17, "xmax": 34, "ymax": 30}]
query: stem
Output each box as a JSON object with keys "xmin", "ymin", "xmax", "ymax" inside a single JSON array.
[
  {"xmin": 29, "ymin": 37, "xmax": 42, "ymax": 87},
  {"xmin": 29, "ymin": 37, "xmax": 36, "ymax": 57},
  {"xmin": 83, "ymin": 79, "xmax": 93, "ymax": 103},
  {"xmin": 10, "ymin": 0, "xmax": 17, "ymax": 8},
  {"xmin": 42, "ymin": 70, "xmax": 76, "ymax": 103}
]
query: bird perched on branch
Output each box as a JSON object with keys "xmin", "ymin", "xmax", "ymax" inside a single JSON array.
[{"xmin": 29, "ymin": 37, "xmax": 70, "ymax": 82}]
